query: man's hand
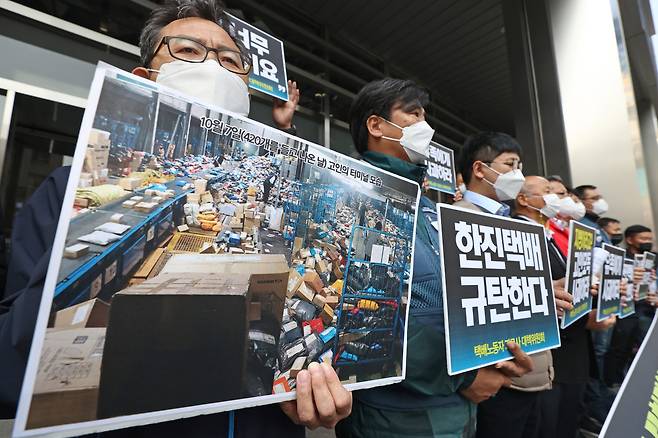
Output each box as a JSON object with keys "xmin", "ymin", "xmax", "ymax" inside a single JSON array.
[
  {"xmin": 460, "ymin": 367, "xmax": 511, "ymax": 403},
  {"xmin": 272, "ymin": 80, "xmax": 300, "ymax": 130},
  {"xmin": 633, "ymin": 266, "xmax": 644, "ymax": 285},
  {"xmin": 553, "ymin": 278, "xmax": 574, "ymax": 317},
  {"xmin": 495, "ymin": 341, "xmax": 534, "ymax": 378},
  {"xmin": 280, "ymin": 362, "xmax": 352, "ymax": 430},
  {"xmin": 590, "ymin": 282, "xmax": 599, "ymax": 297},
  {"xmin": 586, "ymin": 310, "xmax": 617, "ymax": 330}
]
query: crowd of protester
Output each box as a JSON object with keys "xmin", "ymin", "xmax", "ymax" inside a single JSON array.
[{"xmin": 0, "ymin": 1, "xmax": 656, "ymax": 437}]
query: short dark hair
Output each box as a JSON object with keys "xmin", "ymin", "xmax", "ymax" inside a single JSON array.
[
  {"xmin": 350, "ymin": 78, "xmax": 430, "ymax": 155},
  {"xmin": 573, "ymin": 185, "xmax": 597, "ymax": 200},
  {"xmin": 598, "ymin": 217, "xmax": 620, "ymax": 228},
  {"xmin": 546, "ymin": 175, "xmax": 572, "ymax": 193},
  {"xmin": 139, "ymin": 0, "xmax": 245, "ymax": 67},
  {"xmin": 458, "ymin": 132, "xmax": 522, "ymax": 185},
  {"xmin": 624, "ymin": 224, "xmax": 652, "ymax": 239}
]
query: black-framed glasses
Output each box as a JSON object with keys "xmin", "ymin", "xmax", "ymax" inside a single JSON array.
[
  {"xmin": 484, "ymin": 159, "xmax": 523, "ymax": 171},
  {"xmin": 148, "ymin": 36, "xmax": 252, "ymax": 75}
]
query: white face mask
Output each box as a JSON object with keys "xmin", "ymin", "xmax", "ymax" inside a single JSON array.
[
  {"xmin": 592, "ymin": 198, "xmax": 609, "ymax": 216},
  {"xmin": 482, "ymin": 163, "xmax": 525, "ymax": 201},
  {"xmin": 381, "ymin": 118, "xmax": 435, "ymax": 164},
  {"xmin": 558, "ymin": 197, "xmax": 586, "ymax": 220},
  {"xmin": 150, "ymin": 60, "xmax": 250, "ymax": 116},
  {"xmin": 528, "ymin": 193, "xmax": 561, "ymax": 219}
]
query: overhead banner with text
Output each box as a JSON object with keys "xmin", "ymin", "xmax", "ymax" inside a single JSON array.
[{"xmin": 437, "ymin": 204, "xmax": 561, "ymax": 375}]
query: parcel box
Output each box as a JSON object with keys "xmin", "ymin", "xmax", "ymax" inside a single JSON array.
[
  {"xmin": 161, "ymin": 254, "xmax": 289, "ymax": 330},
  {"xmin": 53, "ymin": 298, "xmax": 110, "ymax": 329},
  {"xmin": 97, "ymin": 274, "xmax": 251, "ymax": 418},
  {"xmin": 27, "ymin": 328, "xmax": 105, "ymax": 429}
]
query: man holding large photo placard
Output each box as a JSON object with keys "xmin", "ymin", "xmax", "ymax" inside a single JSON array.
[
  {"xmin": 1, "ymin": 1, "xmax": 352, "ymax": 436},
  {"xmin": 336, "ymin": 84, "xmax": 533, "ymax": 437}
]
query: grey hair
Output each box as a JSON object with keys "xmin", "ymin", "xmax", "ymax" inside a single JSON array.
[{"xmin": 139, "ymin": 0, "xmax": 246, "ymax": 67}]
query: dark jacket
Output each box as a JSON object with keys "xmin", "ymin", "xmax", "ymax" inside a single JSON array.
[
  {"xmin": 338, "ymin": 151, "xmax": 477, "ymax": 438},
  {"xmin": 0, "ymin": 167, "xmax": 303, "ymax": 438}
]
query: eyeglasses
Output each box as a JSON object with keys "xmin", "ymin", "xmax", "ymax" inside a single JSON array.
[
  {"xmin": 148, "ymin": 36, "xmax": 252, "ymax": 75},
  {"xmin": 484, "ymin": 159, "xmax": 523, "ymax": 171}
]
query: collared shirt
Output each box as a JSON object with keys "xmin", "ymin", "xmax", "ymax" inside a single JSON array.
[{"xmin": 463, "ymin": 189, "xmax": 510, "ymax": 217}]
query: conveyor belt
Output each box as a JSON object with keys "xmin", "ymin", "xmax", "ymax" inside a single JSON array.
[{"xmin": 53, "ymin": 178, "xmax": 193, "ymax": 309}]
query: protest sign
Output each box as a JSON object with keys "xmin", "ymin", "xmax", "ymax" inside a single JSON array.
[
  {"xmin": 227, "ymin": 13, "xmax": 289, "ymax": 101},
  {"xmin": 596, "ymin": 244, "xmax": 624, "ymax": 321},
  {"xmin": 636, "ymin": 253, "xmax": 649, "ymax": 300},
  {"xmin": 561, "ymin": 221, "xmax": 596, "ymax": 329},
  {"xmin": 600, "ymin": 315, "xmax": 658, "ymax": 437},
  {"xmin": 436, "ymin": 204, "xmax": 561, "ymax": 375},
  {"xmin": 644, "ymin": 251, "xmax": 656, "ymax": 300},
  {"xmin": 619, "ymin": 258, "xmax": 636, "ymax": 318},
  {"xmin": 426, "ymin": 141, "xmax": 456, "ymax": 195},
  {"xmin": 13, "ymin": 62, "xmax": 419, "ymax": 437}
]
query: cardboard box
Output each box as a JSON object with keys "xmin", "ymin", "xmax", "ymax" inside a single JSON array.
[
  {"xmin": 320, "ymin": 304, "xmax": 334, "ymax": 325},
  {"xmin": 118, "ymin": 177, "xmax": 142, "ymax": 191},
  {"xmin": 325, "ymin": 295, "xmax": 340, "ymax": 309},
  {"xmin": 201, "ymin": 192, "xmax": 214, "ymax": 204},
  {"xmin": 295, "ymin": 283, "xmax": 315, "ymax": 303},
  {"xmin": 54, "ymin": 298, "xmax": 110, "ymax": 329},
  {"xmin": 88, "ymin": 128, "xmax": 111, "ymax": 147},
  {"xmin": 287, "ymin": 269, "xmax": 304, "ymax": 298},
  {"xmin": 315, "ymin": 258, "xmax": 329, "ymax": 274},
  {"xmin": 98, "ymin": 274, "xmax": 251, "ymax": 418},
  {"xmin": 293, "ymin": 237, "xmax": 303, "ymax": 256},
  {"xmin": 64, "ymin": 243, "xmax": 89, "ymax": 259},
  {"xmin": 303, "ymin": 271, "xmax": 324, "ymax": 294},
  {"xmin": 161, "ymin": 254, "xmax": 289, "ymax": 332},
  {"xmin": 187, "ymin": 193, "xmax": 201, "ymax": 204},
  {"xmin": 74, "ymin": 197, "xmax": 89, "ymax": 208},
  {"xmin": 312, "ymin": 293, "xmax": 327, "ymax": 309},
  {"xmin": 26, "ymin": 328, "xmax": 105, "ymax": 428}
]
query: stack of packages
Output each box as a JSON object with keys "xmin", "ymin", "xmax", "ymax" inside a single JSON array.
[
  {"xmin": 180, "ymin": 176, "xmax": 267, "ymax": 254},
  {"xmin": 271, "ymin": 234, "xmax": 347, "ymax": 392},
  {"xmin": 26, "ymin": 300, "xmax": 110, "ymax": 428},
  {"xmin": 157, "ymin": 154, "xmax": 216, "ymax": 178},
  {"xmin": 122, "ymin": 186, "xmax": 175, "ymax": 214},
  {"xmin": 82, "ymin": 128, "xmax": 111, "ymax": 186}
]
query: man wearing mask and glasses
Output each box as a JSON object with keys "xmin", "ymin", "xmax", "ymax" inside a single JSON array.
[
  {"xmin": 0, "ymin": 1, "xmax": 352, "ymax": 436},
  {"xmin": 335, "ymin": 81, "xmax": 533, "ymax": 438},
  {"xmin": 455, "ymin": 137, "xmax": 563, "ymax": 438}
]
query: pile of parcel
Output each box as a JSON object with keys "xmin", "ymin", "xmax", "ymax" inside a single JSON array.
[{"xmin": 28, "ymin": 146, "xmax": 407, "ymax": 428}]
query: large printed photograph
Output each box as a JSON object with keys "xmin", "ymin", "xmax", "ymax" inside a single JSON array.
[{"xmin": 14, "ymin": 63, "xmax": 419, "ymax": 437}]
